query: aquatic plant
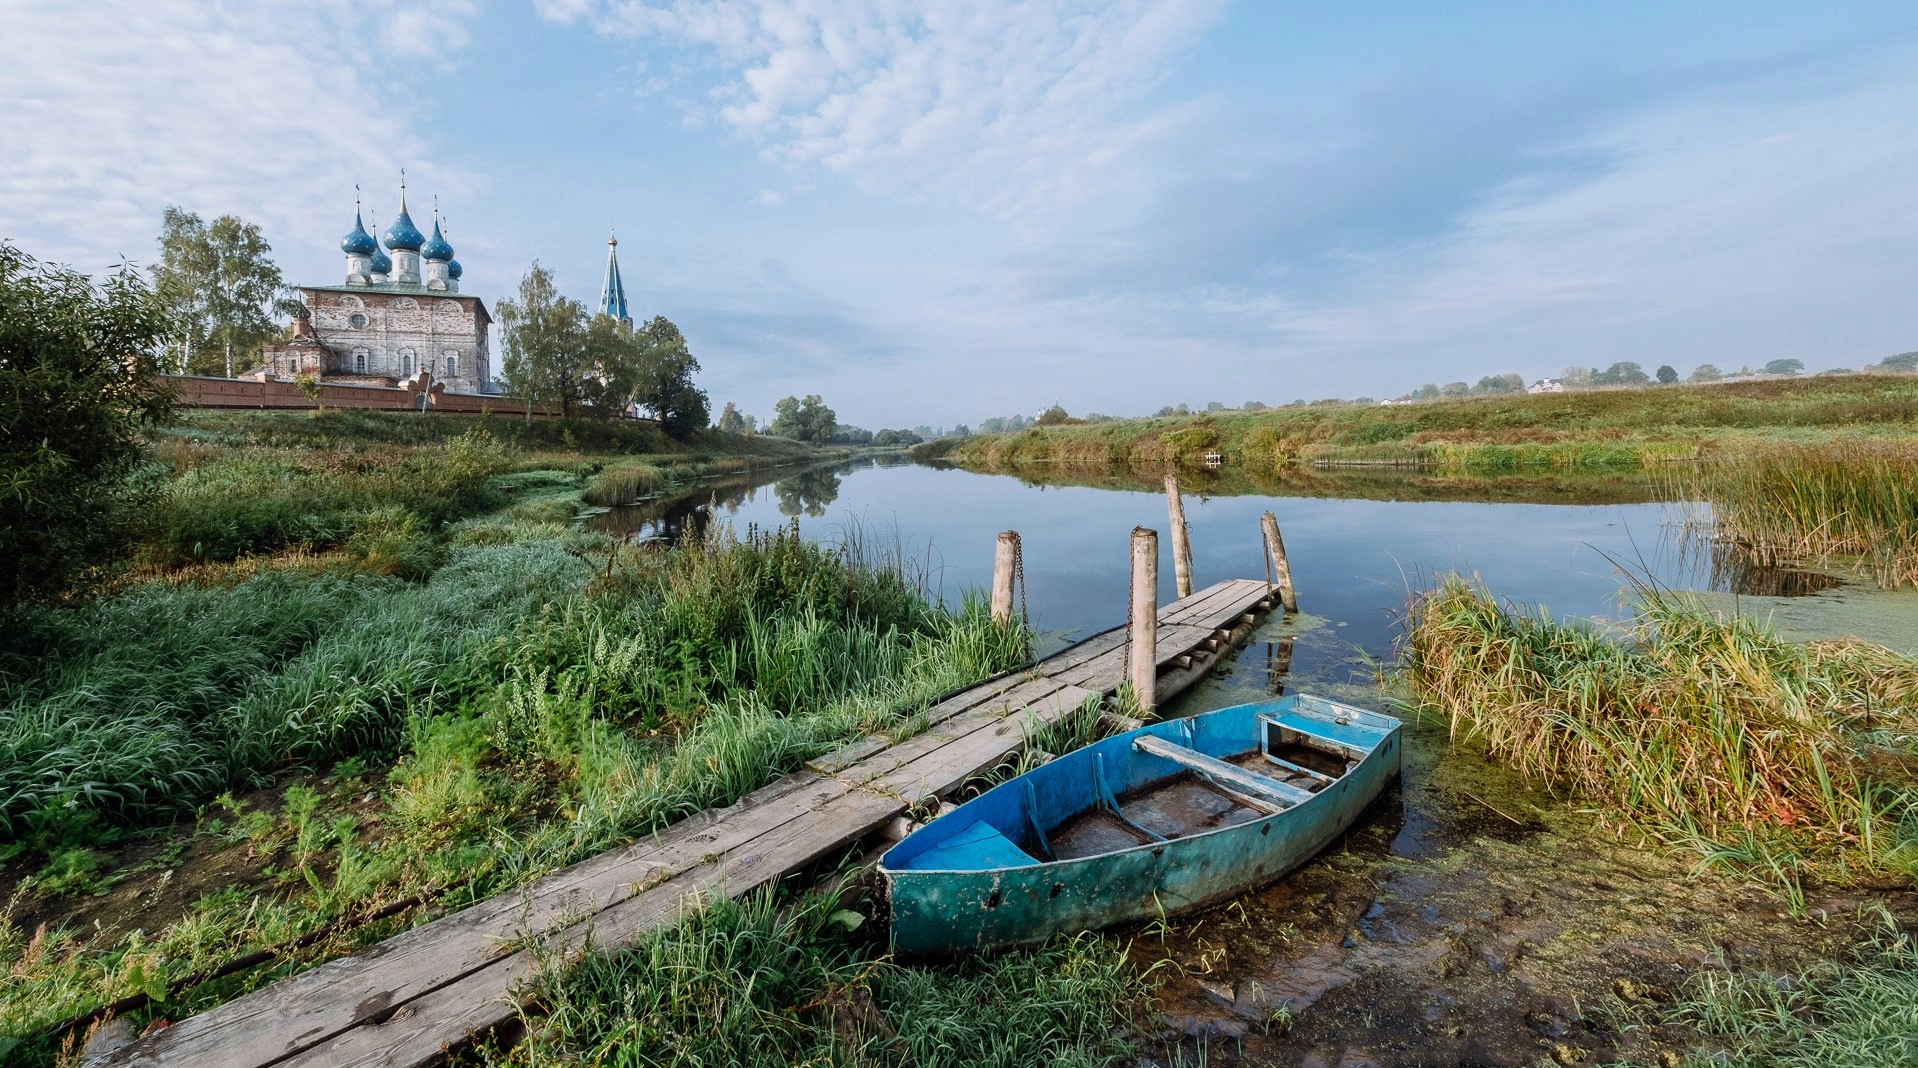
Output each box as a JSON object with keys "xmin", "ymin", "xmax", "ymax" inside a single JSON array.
[
  {"xmin": 1682, "ymin": 439, "xmax": 1918, "ymax": 589},
  {"xmin": 1400, "ymin": 576, "xmax": 1918, "ymax": 890},
  {"xmin": 581, "ymin": 462, "xmax": 664, "ymax": 505}
]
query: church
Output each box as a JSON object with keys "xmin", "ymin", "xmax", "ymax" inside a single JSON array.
[{"xmin": 262, "ymin": 180, "xmax": 492, "ymax": 394}]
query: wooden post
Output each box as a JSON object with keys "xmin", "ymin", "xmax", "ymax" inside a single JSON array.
[
  {"xmin": 1164, "ymin": 472, "xmax": 1193, "ymax": 599},
  {"xmin": 1261, "ymin": 511, "xmax": 1297, "ymax": 611},
  {"xmin": 1129, "ymin": 526, "xmax": 1159, "ymax": 714},
  {"xmin": 991, "ymin": 530, "xmax": 1020, "ymax": 625}
]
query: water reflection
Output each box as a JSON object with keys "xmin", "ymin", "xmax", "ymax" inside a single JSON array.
[
  {"xmin": 774, "ymin": 466, "xmax": 843, "ymax": 517},
  {"xmin": 587, "ymin": 457, "xmax": 1847, "ymax": 639}
]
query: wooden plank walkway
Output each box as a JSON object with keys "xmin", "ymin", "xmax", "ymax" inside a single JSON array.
[{"xmin": 107, "ymin": 579, "xmax": 1277, "ymax": 1068}]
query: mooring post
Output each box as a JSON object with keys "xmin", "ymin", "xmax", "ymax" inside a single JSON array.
[
  {"xmin": 1129, "ymin": 526, "xmax": 1159, "ymax": 714},
  {"xmin": 1164, "ymin": 472, "xmax": 1193, "ymax": 599},
  {"xmin": 1260, "ymin": 511, "xmax": 1297, "ymax": 611},
  {"xmin": 991, "ymin": 530, "xmax": 1020, "ymax": 626}
]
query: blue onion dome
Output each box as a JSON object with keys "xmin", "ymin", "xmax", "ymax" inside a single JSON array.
[
  {"xmin": 341, "ymin": 211, "xmax": 378, "ymax": 256},
  {"xmin": 421, "ymin": 217, "xmax": 454, "ymax": 262},
  {"xmin": 447, "ymin": 257, "xmax": 463, "ymax": 281},
  {"xmin": 371, "ymin": 242, "xmax": 393, "ymax": 276},
  {"xmin": 384, "ymin": 206, "xmax": 425, "ymax": 252}
]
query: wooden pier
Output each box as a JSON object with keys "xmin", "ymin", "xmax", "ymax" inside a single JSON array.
[{"xmin": 105, "ymin": 579, "xmax": 1278, "ymax": 1068}]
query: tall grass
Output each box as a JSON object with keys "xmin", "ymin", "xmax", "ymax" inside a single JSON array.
[
  {"xmin": 1400, "ymin": 577, "xmax": 1918, "ymax": 889},
  {"xmin": 1683, "ymin": 440, "xmax": 1918, "ymax": 589},
  {"xmin": 581, "ymin": 462, "xmax": 664, "ymax": 505},
  {"xmin": 1652, "ymin": 911, "xmax": 1918, "ymax": 1067},
  {"xmin": 499, "ymin": 886, "xmax": 1149, "ymax": 1068}
]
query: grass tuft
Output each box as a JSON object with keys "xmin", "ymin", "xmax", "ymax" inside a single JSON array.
[{"xmin": 1400, "ymin": 576, "xmax": 1918, "ymax": 891}]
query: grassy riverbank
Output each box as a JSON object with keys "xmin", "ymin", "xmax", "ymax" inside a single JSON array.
[
  {"xmin": 928, "ymin": 373, "xmax": 1918, "ymax": 473},
  {"xmin": 0, "ymin": 412, "xmax": 1082, "ymax": 1063}
]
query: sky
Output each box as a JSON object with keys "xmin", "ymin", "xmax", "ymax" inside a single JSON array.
[{"xmin": 4, "ymin": 1, "xmax": 1917, "ymax": 428}]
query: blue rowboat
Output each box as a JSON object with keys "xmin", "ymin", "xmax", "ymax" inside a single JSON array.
[{"xmin": 879, "ymin": 694, "xmax": 1402, "ymax": 956}]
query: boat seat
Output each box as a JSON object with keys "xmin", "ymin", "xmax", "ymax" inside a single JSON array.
[
  {"xmin": 1133, "ymin": 735, "xmax": 1316, "ymax": 807},
  {"xmin": 903, "ymin": 819, "xmax": 1035, "ymax": 871}
]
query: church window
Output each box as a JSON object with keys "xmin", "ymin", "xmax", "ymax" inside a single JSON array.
[
  {"xmin": 340, "ymin": 294, "xmax": 364, "ymax": 310},
  {"xmin": 444, "ymin": 350, "xmax": 459, "ymax": 378},
  {"xmin": 400, "ymin": 349, "xmax": 415, "ymax": 376},
  {"xmin": 348, "ymin": 313, "xmax": 368, "ymax": 329},
  {"xmin": 352, "ymin": 348, "xmax": 368, "ymax": 374}
]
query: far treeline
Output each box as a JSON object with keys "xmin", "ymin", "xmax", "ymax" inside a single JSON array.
[{"xmin": 724, "ymin": 392, "xmax": 928, "ymax": 447}]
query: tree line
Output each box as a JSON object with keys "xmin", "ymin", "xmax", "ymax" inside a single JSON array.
[{"xmin": 494, "ymin": 262, "xmax": 708, "ymax": 436}]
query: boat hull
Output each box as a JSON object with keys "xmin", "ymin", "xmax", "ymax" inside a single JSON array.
[{"xmin": 881, "ymin": 696, "xmax": 1401, "ymax": 956}]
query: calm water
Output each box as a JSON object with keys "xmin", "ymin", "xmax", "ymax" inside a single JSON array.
[{"xmin": 588, "ymin": 456, "xmax": 1759, "ymax": 684}]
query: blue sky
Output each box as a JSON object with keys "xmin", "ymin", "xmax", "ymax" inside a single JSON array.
[{"xmin": 4, "ymin": 1, "xmax": 1917, "ymax": 427}]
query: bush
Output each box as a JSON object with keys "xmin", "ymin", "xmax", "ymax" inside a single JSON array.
[{"xmin": 0, "ymin": 241, "xmax": 173, "ymax": 604}]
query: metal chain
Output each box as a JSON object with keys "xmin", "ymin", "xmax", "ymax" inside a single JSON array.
[
  {"xmin": 1015, "ymin": 538, "xmax": 1029, "ymax": 654},
  {"xmin": 1121, "ymin": 538, "xmax": 1135, "ymax": 684}
]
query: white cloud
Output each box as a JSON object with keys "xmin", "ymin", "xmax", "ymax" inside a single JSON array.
[
  {"xmin": 539, "ymin": 0, "xmax": 1229, "ymax": 219},
  {"xmin": 0, "ymin": 0, "xmax": 476, "ymax": 275}
]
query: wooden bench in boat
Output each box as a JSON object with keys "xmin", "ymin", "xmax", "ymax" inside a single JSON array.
[{"xmin": 1131, "ymin": 735, "xmax": 1317, "ymax": 808}]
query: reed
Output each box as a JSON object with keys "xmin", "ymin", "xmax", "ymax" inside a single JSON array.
[
  {"xmin": 1400, "ymin": 576, "xmax": 1918, "ymax": 889},
  {"xmin": 1682, "ymin": 440, "xmax": 1918, "ymax": 589},
  {"xmin": 580, "ymin": 462, "xmax": 664, "ymax": 505}
]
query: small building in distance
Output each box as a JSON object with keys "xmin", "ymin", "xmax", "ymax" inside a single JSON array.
[
  {"xmin": 261, "ymin": 179, "xmax": 491, "ymax": 393},
  {"xmin": 1526, "ymin": 378, "xmax": 1565, "ymax": 394}
]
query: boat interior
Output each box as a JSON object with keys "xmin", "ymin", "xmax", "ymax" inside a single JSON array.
[
  {"xmin": 1045, "ymin": 718, "xmax": 1354, "ymax": 861},
  {"xmin": 887, "ymin": 696, "xmax": 1393, "ymax": 872}
]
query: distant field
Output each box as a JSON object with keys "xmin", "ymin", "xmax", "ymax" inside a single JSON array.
[{"xmin": 927, "ymin": 373, "xmax": 1918, "ymax": 472}]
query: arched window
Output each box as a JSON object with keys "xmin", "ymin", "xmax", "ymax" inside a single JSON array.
[
  {"xmin": 391, "ymin": 297, "xmax": 419, "ymax": 312},
  {"xmin": 400, "ymin": 349, "xmax": 415, "ymax": 376},
  {"xmin": 352, "ymin": 348, "xmax": 368, "ymax": 374},
  {"xmin": 444, "ymin": 350, "xmax": 459, "ymax": 378},
  {"xmin": 340, "ymin": 294, "xmax": 364, "ymax": 310}
]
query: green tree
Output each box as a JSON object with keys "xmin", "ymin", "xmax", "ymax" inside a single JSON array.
[
  {"xmin": 2, "ymin": 242, "xmax": 174, "ymax": 604},
  {"xmin": 151, "ymin": 207, "xmax": 291, "ymax": 376},
  {"xmin": 715, "ymin": 401, "xmax": 749, "ymax": 435},
  {"xmin": 871, "ymin": 428, "xmax": 924, "ymax": 446},
  {"xmin": 1413, "ymin": 383, "xmax": 1440, "ymax": 400},
  {"xmin": 631, "ymin": 316, "xmax": 709, "ymax": 438},
  {"xmin": 496, "ymin": 262, "xmax": 590, "ymax": 422},
  {"xmin": 1763, "ymin": 358, "xmax": 1805, "ymax": 376},
  {"xmin": 1655, "ymin": 364, "xmax": 1679, "ymax": 384},
  {"xmin": 1690, "ymin": 363, "xmax": 1723, "ymax": 382},
  {"xmin": 1871, "ymin": 352, "xmax": 1918, "ymax": 373},
  {"xmin": 1439, "ymin": 381, "xmax": 1470, "ymax": 397},
  {"xmin": 1471, "ymin": 373, "xmax": 1524, "ymax": 395},
  {"xmin": 1035, "ymin": 404, "xmax": 1069, "ymax": 426},
  {"xmin": 1592, "ymin": 361, "xmax": 1650, "ymax": 386},
  {"xmin": 770, "ymin": 394, "xmax": 838, "ymax": 442},
  {"xmin": 1560, "ymin": 366, "xmax": 1595, "ymax": 389}
]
